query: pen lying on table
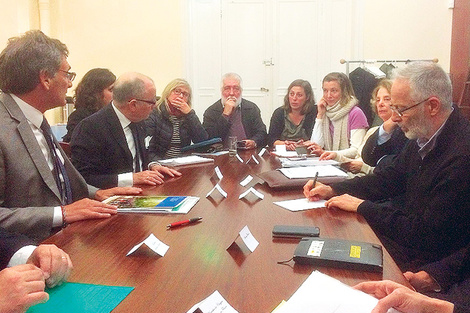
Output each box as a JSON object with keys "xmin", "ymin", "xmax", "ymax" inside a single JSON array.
[{"xmin": 167, "ymin": 217, "xmax": 203, "ymax": 229}]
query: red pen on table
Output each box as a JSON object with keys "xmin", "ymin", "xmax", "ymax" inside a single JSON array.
[{"xmin": 167, "ymin": 217, "xmax": 202, "ymax": 229}]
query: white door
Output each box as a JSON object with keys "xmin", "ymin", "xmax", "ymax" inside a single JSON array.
[{"xmin": 188, "ymin": 0, "xmax": 363, "ymax": 126}]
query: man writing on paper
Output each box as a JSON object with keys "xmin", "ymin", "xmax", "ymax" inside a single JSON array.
[
  {"xmin": 303, "ymin": 62, "xmax": 470, "ymax": 271},
  {"xmin": 203, "ymin": 73, "xmax": 267, "ymax": 149},
  {"xmin": 70, "ymin": 72, "xmax": 181, "ymax": 189},
  {"xmin": 0, "ymin": 30, "xmax": 140, "ymax": 241},
  {"xmin": 0, "ymin": 227, "xmax": 73, "ymax": 312}
]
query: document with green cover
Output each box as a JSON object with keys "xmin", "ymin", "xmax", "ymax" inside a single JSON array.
[{"xmin": 27, "ymin": 282, "xmax": 134, "ymax": 313}]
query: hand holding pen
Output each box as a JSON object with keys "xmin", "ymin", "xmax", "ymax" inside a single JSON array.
[{"xmin": 303, "ymin": 172, "xmax": 335, "ymax": 201}]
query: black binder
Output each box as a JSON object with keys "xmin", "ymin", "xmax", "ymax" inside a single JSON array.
[{"xmin": 293, "ymin": 237, "xmax": 383, "ymax": 273}]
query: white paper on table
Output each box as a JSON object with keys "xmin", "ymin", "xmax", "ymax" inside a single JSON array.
[
  {"xmin": 186, "ymin": 290, "xmax": 238, "ymax": 313},
  {"xmin": 239, "ymin": 187, "xmax": 264, "ymax": 200},
  {"xmin": 274, "ymin": 198, "xmax": 326, "ymax": 211},
  {"xmin": 240, "ymin": 175, "xmax": 253, "ymax": 187},
  {"xmin": 239, "ymin": 225, "xmax": 259, "ymax": 252},
  {"xmin": 258, "ymin": 147, "xmax": 267, "ymax": 157},
  {"xmin": 272, "ymin": 145, "xmax": 298, "ymax": 157},
  {"xmin": 236, "ymin": 154, "xmax": 244, "ymax": 163},
  {"xmin": 215, "ymin": 166, "xmax": 223, "ymax": 180},
  {"xmin": 126, "ymin": 233, "xmax": 169, "ymax": 257},
  {"xmin": 274, "ymin": 271, "xmax": 402, "ymax": 313},
  {"xmin": 206, "ymin": 183, "xmax": 228, "ymax": 198},
  {"xmin": 280, "ymin": 157, "xmax": 339, "ymax": 168},
  {"xmin": 279, "ymin": 165, "xmax": 348, "ymax": 179},
  {"xmin": 246, "ymin": 155, "xmax": 259, "ymax": 164}
]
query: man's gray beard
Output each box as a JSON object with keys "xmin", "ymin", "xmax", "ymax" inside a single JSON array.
[{"xmin": 222, "ymin": 96, "xmax": 242, "ymax": 107}]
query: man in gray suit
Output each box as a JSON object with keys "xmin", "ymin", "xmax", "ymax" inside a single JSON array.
[{"xmin": 0, "ymin": 30, "xmax": 140, "ymax": 240}]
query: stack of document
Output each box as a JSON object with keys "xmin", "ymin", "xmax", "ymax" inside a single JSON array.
[
  {"xmin": 104, "ymin": 196, "xmax": 200, "ymax": 214},
  {"xmin": 159, "ymin": 155, "xmax": 214, "ymax": 166},
  {"xmin": 278, "ymin": 165, "xmax": 348, "ymax": 179},
  {"xmin": 280, "ymin": 157, "xmax": 339, "ymax": 168}
]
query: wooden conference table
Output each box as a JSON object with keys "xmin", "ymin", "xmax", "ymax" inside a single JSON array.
[{"xmin": 44, "ymin": 150, "xmax": 409, "ymax": 313}]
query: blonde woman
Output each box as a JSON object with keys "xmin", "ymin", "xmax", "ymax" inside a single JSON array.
[
  {"xmin": 308, "ymin": 72, "xmax": 369, "ymax": 158},
  {"xmin": 146, "ymin": 78, "xmax": 208, "ymax": 159}
]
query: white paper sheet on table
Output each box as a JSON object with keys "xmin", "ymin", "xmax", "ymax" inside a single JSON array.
[
  {"xmin": 274, "ymin": 198, "xmax": 326, "ymax": 211},
  {"xmin": 274, "ymin": 271, "xmax": 402, "ymax": 313},
  {"xmin": 279, "ymin": 165, "xmax": 348, "ymax": 179},
  {"xmin": 280, "ymin": 157, "xmax": 339, "ymax": 168}
]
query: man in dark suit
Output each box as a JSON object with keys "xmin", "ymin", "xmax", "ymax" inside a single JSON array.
[
  {"xmin": 0, "ymin": 227, "xmax": 73, "ymax": 312},
  {"xmin": 203, "ymin": 73, "xmax": 267, "ymax": 149},
  {"xmin": 70, "ymin": 72, "xmax": 181, "ymax": 189},
  {"xmin": 0, "ymin": 30, "xmax": 140, "ymax": 240}
]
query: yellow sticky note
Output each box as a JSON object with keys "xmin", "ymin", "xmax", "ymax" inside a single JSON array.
[{"xmin": 350, "ymin": 245, "xmax": 361, "ymax": 258}]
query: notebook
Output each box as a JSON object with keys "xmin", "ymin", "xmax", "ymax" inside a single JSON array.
[{"xmin": 293, "ymin": 237, "xmax": 383, "ymax": 273}]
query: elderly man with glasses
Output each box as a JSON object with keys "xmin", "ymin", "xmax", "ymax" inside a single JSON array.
[
  {"xmin": 70, "ymin": 72, "xmax": 181, "ymax": 189},
  {"xmin": 303, "ymin": 62, "xmax": 470, "ymax": 273}
]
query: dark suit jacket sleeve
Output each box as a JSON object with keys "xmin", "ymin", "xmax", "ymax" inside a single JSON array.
[
  {"xmin": 267, "ymin": 107, "xmax": 285, "ymax": 147},
  {"xmin": 241, "ymin": 100, "xmax": 267, "ymax": 148},
  {"xmin": 420, "ymin": 244, "xmax": 470, "ymax": 291},
  {"xmin": 203, "ymin": 101, "xmax": 231, "ymax": 140},
  {"xmin": 70, "ymin": 117, "xmax": 119, "ymax": 188},
  {"xmin": 362, "ymin": 127, "xmax": 408, "ymax": 167},
  {"xmin": 0, "ymin": 228, "xmax": 34, "ymax": 269},
  {"xmin": 185, "ymin": 110, "xmax": 209, "ymax": 144}
]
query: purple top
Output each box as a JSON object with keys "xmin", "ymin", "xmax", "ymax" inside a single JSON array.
[{"xmin": 328, "ymin": 106, "xmax": 369, "ymax": 139}]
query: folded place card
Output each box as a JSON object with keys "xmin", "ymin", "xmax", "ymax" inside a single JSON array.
[
  {"xmin": 245, "ymin": 155, "xmax": 259, "ymax": 164},
  {"xmin": 126, "ymin": 233, "xmax": 169, "ymax": 257},
  {"xmin": 258, "ymin": 147, "xmax": 267, "ymax": 157},
  {"xmin": 186, "ymin": 290, "xmax": 238, "ymax": 313},
  {"xmin": 215, "ymin": 166, "xmax": 223, "ymax": 180},
  {"xmin": 238, "ymin": 225, "xmax": 259, "ymax": 253},
  {"xmin": 240, "ymin": 175, "xmax": 253, "ymax": 187},
  {"xmin": 236, "ymin": 154, "xmax": 244, "ymax": 163},
  {"xmin": 206, "ymin": 183, "xmax": 228, "ymax": 198},
  {"xmin": 238, "ymin": 187, "xmax": 264, "ymax": 200}
]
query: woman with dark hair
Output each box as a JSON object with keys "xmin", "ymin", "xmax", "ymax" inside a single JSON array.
[
  {"xmin": 146, "ymin": 78, "xmax": 208, "ymax": 160},
  {"xmin": 308, "ymin": 72, "xmax": 369, "ymax": 158},
  {"xmin": 267, "ymin": 79, "xmax": 317, "ymax": 150},
  {"xmin": 62, "ymin": 68, "xmax": 116, "ymax": 142}
]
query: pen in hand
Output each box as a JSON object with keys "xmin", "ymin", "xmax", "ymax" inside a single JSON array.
[
  {"xmin": 312, "ymin": 172, "xmax": 319, "ymax": 189},
  {"xmin": 167, "ymin": 217, "xmax": 202, "ymax": 229}
]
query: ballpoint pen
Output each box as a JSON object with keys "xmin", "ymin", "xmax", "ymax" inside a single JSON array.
[
  {"xmin": 312, "ymin": 171, "xmax": 319, "ymax": 188},
  {"xmin": 167, "ymin": 217, "xmax": 202, "ymax": 229}
]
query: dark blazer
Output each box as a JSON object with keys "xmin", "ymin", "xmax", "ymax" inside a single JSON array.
[
  {"xmin": 361, "ymin": 126, "xmax": 408, "ymax": 168},
  {"xmin": 420, "ymin": 243, "xmax": 470, "ymax": 313},
  {"xmin": 202, "ymin": 98, "xmax": 267, "ymax": 148},
  {"xmin": 70, "ymin": 103, "xmax": 149, "ymax": 189},
  {"xmin": 0, "ymin": 228, "xmax": 33, "ymax": 269},
  {"xmin": 0, "ymin": 93, "xmax": 90, "ymax": 241}
]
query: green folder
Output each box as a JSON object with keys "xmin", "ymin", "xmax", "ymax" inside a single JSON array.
[{"xmin": 27, "ymin": 282, "xmax": 134, "ymax": 313}]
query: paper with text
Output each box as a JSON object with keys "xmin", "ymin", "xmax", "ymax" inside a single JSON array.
[
  {"xmin": 239, "ymin": 225, "xmax": 259, "ymax": 252},
  {"xmin": 126, "ymin": 234, "xmax": 169, "ymax": 257},
  {"xmin": 274, "ymin": 198, "xmax": 326, "ymax": 211},
  {"xmin": 186, "ymin": 290, "xmax": 238, "ymax": 313}
]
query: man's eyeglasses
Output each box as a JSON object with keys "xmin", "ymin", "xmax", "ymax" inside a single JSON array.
[
  {"xmin": 134, "ymin": 98, "xmax": 157, "ymax": 106},
  {"xmin": 390, "ymin": 97, "xmax": 430, "ymax": 117},
  {"xmin": 58, "ymin": 70, "xmax": 76, "ymax": 82},
  {"xmin": 173, "ymin": 88, "xmax": 190, "ymax": 99}
]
